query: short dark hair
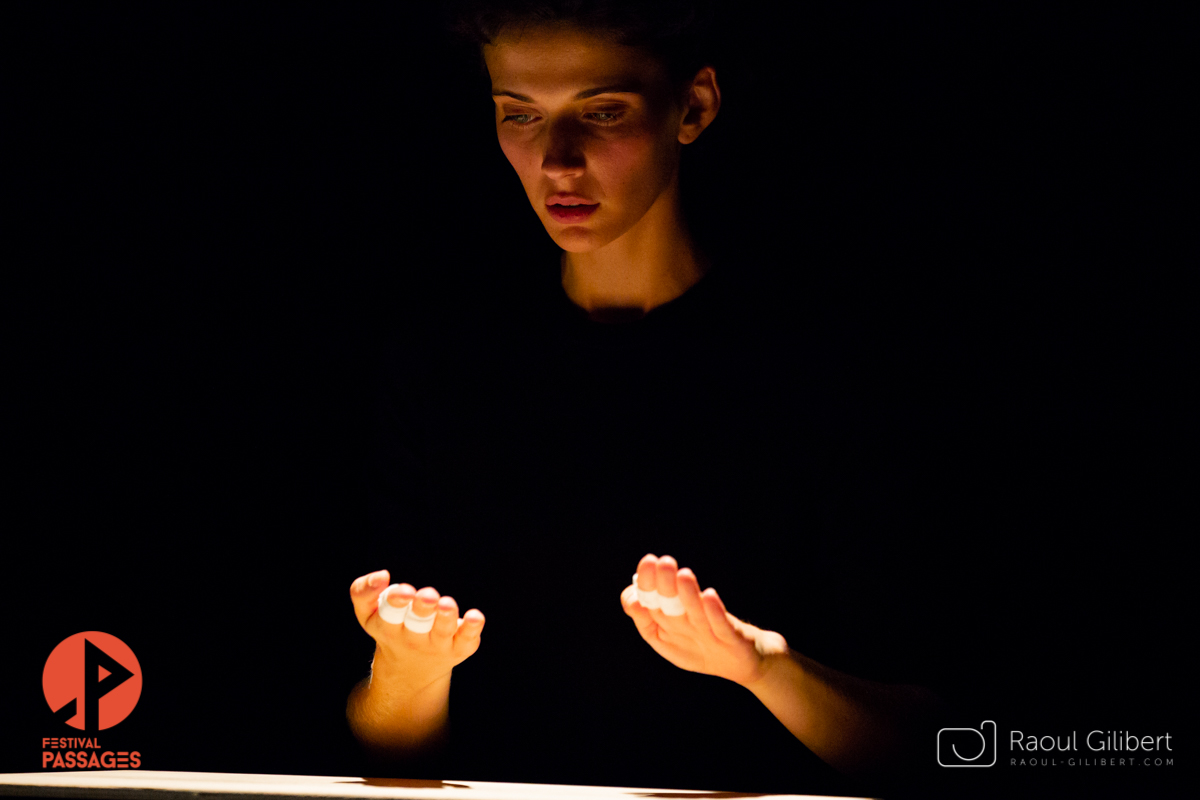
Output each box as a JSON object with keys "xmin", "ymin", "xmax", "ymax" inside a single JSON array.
[{"xmin": 447, "ymin": 0, "xmax": 719, "ymax": 89}]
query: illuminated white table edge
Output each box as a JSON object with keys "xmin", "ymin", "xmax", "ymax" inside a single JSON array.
[{"xmin": 0, "ymin": 771, "xmax": 873, "ymax": 800}]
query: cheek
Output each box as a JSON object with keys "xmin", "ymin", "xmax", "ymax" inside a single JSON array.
[
  {"xmin": 497, "ymin": 135, "xmax": 539, "ymax": 193},
  {"xmin": 595, "ymin": 134, "xmax": 671, "ymax": 204}
]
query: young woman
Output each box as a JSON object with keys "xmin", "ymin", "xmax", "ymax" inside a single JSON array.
[{"xmin": 347, "ymin": 2, "xmax": 946, "ymax": 793}]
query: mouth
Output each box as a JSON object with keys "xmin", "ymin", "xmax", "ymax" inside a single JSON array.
[{"xmin": 546, "ymin": 201, "xmax": 599, "ymax": 223}]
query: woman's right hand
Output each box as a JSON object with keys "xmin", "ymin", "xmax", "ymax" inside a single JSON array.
[{"xmin": 350, "ymin": 569, "xmax": 485, "ymax": 694}]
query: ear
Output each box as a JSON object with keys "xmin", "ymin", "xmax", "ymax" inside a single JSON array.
[{"xmin": 677, "ymin": 66, "xmax": 721, "ymax": 145}]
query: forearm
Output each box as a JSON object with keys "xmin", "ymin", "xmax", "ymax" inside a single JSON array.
[
  {"xmin": 743, "ymin": 648, "xmax": 942, "ymax": 778},
  {"xmin": 346, "ymin": 644, "xmax": 452, "ymax": 754}
]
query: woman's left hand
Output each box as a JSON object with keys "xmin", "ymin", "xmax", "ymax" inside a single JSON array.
[{"xmin": 620, "ymin": 553, "xmax": 789, "ymax": 687}]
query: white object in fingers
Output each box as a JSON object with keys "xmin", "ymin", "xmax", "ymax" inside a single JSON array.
[
  {"xmin": 632, "ymin": 573, "xmax": 685, "ymax": 615},
  {"xmin": 657, "ymin": 593, "xmax": 686, "ymax": 616},
  {"xmin": 403, "ymin": 609, "xmax": 436, "ymax": 634},
  {"xmin": 634, "ymin": 574, "xmax": 660, "ymax": 609},
  {"xmin": 377, "ymin": 585, "xmax": 410, "ymax": 625}
]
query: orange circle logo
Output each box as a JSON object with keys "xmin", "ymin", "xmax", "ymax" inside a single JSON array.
[{"xmin": 43, "ymin": 632, "xmax": 142, "ymax": 731}]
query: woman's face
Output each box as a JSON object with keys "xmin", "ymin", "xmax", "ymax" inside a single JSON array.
[{"xmin": 483, "ymin": 24, "xmax": 687, "ymax": 253}]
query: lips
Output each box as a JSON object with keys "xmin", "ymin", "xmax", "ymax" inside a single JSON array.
[
  {"xmin": 546, "ymin": 195, "xmax": 599, "ymax": 223},
  {"xmin": 546, "ymin": 193, "xmax": 596, "ymax": 205}
]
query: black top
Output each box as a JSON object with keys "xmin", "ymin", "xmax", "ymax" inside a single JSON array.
[{"xmin": 369, "ymin": 263, "xmax": 985, "ymax": 796}]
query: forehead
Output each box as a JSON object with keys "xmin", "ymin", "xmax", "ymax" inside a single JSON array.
[{"xmin": 483, "ymin": 23, "xmax": 671, "ymax": 100}]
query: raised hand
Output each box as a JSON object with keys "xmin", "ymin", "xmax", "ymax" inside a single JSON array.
[
  {"xmin": 620, "ymin": 554, "xmax": 788, "ymax": 687},
  {"xmin": 350, "ymin": 569, "xmax": 485, "ymax": 695}
]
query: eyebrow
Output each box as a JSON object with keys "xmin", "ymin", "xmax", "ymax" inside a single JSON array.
[{"xmin": 491, "ymin": 83, "xmax": 643, "ymax": 102}]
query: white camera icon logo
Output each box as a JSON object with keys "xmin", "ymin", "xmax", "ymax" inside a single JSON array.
[{"xmin": 937, "ymin": 720, "xmax": 997, "ymax": 767}]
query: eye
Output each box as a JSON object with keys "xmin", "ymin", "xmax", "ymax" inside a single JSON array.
[
  {"xmin": 586, "ymin": 111, "xmax": 623, "ymax": 125},
  {"xmin": 502, "ymin": 113, "xmax": 538, "ymax": 128}
]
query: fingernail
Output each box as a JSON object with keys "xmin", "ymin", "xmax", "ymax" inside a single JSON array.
[{"xmin": 367, "ymin": 573, "xmax": 383, "ymax": 587}]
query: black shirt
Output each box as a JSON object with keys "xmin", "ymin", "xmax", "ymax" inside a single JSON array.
[{"xmin": 370, "ymin": 263, "xmax": 979, "ymax": 795}]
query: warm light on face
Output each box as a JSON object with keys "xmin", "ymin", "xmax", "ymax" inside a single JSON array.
[{"xmin": 483, "ymin": 24, "xmax": 686, "ymax": 253}]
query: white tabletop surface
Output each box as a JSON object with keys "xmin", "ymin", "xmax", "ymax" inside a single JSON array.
[{"xmin": 0, "ymin": 772, "xmax": 871, "ymax": 800}]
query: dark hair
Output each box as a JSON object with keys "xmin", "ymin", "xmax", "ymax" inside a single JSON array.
[{"xmin": 447, "ymin": 0, "xmax": 718, "ymax": 89}]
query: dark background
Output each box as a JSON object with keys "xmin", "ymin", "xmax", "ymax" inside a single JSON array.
[{"xmin": 4, "ymin": 3, "xmax": 1189, "ymax": 798}]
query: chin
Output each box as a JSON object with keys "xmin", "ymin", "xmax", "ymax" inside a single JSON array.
[{"xmin": 546, "ymin": 225, "xmax": 607, "ymax": 253}]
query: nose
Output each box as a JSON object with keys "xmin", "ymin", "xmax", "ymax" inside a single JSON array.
[{"xmin": 541, "ymin": 117, "xmax": 586, "ymax": 180}]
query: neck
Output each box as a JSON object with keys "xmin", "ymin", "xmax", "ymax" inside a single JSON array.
[{"xmin": 560, "ymin": 179, "xmax": 707, "ymax": 319}]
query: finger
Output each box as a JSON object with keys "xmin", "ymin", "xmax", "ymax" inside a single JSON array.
[
  {"xmin": 701, "ymin": 587, "xmax": 740, "ymax": 644},
  {"xmin": 385, "ymin": 583, "xmax": 416, "ymax": 608},
  {"xmin": 655, "ymin": 555, "xmax": 679, "ymax": 599},
  {"xmin": 458, "ymin": 608, "xmax": 486, "ymax": 637},
  {"xmin": 636, "ymin": 553, "xmax": 659, "ymax": 593},
  {"xmin": 349, "ymin": 570, "xmax": 390, "ymax": 629},
  {"xmin": 350, "ymin": 570, "xmax": 389, "ymax": 597},
  {"xmin": 621, "ymin": 583, "xmax": 654, "ymax": 623},
  {"xmin": 624, "ymin": 591, "xmax": 660, "ymax": 640},
  {"xmin": 674, "ymin": 568, "xmax": 709, "ymax": 627},
  {"xmin": 430, "ymin": 595, "xmax": 459, "ymax": 641},
  {"xmin": 620, "ymin": 583, "xmax": 638, "ymax": 615},
  {"xmin": 651, "ymin": 556, "xmax": 691, "ymax": 626},
  {"xmin": 401, "ymin": 586, "xmax": 441, "ymax": 641},
  {"xmin": 453, "ymin": 609, "xmax": 485, "ymax": 656},
  {"xmin": 366, "ymin": 583, "xmax": 416, "ymax": 639}
]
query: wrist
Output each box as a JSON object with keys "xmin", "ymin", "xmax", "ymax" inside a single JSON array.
[
  {"xmin": 737, "ymin": 629, "xmax": 792, "ymax": 689},
  {"xmin": 371, "ymin": 644, "xmax": 453, "ymax": 699},
  {"xmin": 353, "ymin": 648, "xmax": 451, "ymax": 745}
]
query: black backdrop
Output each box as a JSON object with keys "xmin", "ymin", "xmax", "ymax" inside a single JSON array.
[{"xmin": 5, "ymin": 3, "xmax": 1189, "ymax": 798}]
